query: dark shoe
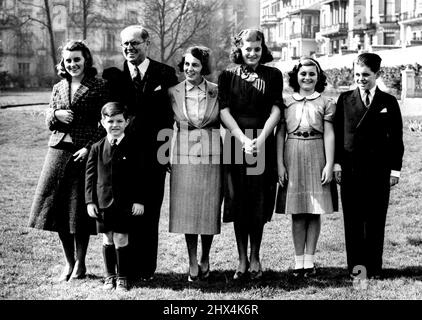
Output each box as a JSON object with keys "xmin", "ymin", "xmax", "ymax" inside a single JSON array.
[
  {"xmin": 103, "ymin": 276, "xmax": 116, "ymax": 290},
  {"xmin": 140, "ymin": 275, "xmax": 154, "ymax": 282},
  {"xmin": 303, "ymin": 266, "xmax": 317, "ymax": 278},
  {"xmin": 188, "ymin": 265, "xmax": 199, "ymax": 282},
  {"xmin": 199, "ymin": 264, "xmax": 210, "ymax": 280},
  {"xmin": 57, "ymin": 266, "xmax": 73, "ymax": 282},
  {"xmin": 249, "ymin": 263, "xmax": 263, "ymax": 280},
  {"xmin": 116, "ymin": 277, "xmax": 129, "ymax": 291},
  {"xmin": 188, "ymin": 273, "xmax": 199, "ymax": 282},
  {"xmin": 291, "ymin": 268, "xmax": 304, "ymax": 278},
  {"xmin": 250, "ymin": 269, "xmax": 263, "ymax": 280},
  {"xmin": 233, "ymin": 270, "xmax": 247, "ymax": 280},
  {"xmin": 233, "ymin": 261, "xmax": 249, "ymax": 281},
  {"xmin": 69, "ymin": 261, "xmax": 86, "ymax": 280}
]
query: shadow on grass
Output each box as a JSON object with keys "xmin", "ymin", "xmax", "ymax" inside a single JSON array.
[
  {"xmin": 130, "ymin": 266, "xmax": 422, "ymax": 293},
  {"xmin": 130, "ymin": 267, "xmax": 349, "ymax": 293}
]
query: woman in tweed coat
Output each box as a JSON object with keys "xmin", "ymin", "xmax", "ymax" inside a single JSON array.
[{"xmin": 29, "ymin": 40, "xmax": 109, "ymax": 282}]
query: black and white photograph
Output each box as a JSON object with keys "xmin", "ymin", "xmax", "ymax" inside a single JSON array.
[{"xmin": 0, "ymin": 0, "xmax": 421, "ymax": 313}]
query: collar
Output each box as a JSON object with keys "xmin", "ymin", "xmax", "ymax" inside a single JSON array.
[
  {"xmin": 107, "ymin": 134, "xmax": 125, "ymax": 145},
  {"xmin": 359, "ymin": 85, "xmax": 376, "ymax": 97},
  {"xmin": 185, "ymin": 78, "xmax": 206, "ymax": 92},
  {"xmin": 128, "ymin": 58, "xmax": 150, "ymax": 78},
  {"xmin": 292, "ymin": 91, "xmax": 321, "ymax": 101}
]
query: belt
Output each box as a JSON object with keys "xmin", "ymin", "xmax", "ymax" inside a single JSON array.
[{"xmin": 289, "ymin": 130, "xmax": 321, "ymax": 138}]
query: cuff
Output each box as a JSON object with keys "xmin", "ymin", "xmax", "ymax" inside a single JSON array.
[
  {"xmin": 333, "ymin": 163, "xmax": 342, "ymax": 172},
  {"xmin": 391, "ymin": 170, "xmax": 400, "ymax": 178}
]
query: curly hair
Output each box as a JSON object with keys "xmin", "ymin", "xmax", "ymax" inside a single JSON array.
[
  {"xmin": 230, "ymin": 29, "xmax": 273, "ymax": 64},
  {"xmin": 288, "ymin": 57, "xmax": 327, "ymax": 93},
  {"xmin": 177, "ymin": 46, "xmax": 212, "ymax": 75},
  {"xmin": 56, "ymin": 40, "xmax": 97, "ymax": 79}
]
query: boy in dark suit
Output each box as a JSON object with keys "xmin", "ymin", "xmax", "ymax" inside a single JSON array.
[
  {"xmin": 85, "ymin": 102, "xmax": 145, "ymax": 291},
  {"xmin": 334, "ymin": 53, "xmax": 404, "ymax": 280}
]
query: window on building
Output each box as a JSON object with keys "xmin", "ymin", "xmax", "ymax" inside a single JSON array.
[
  {"xmin": 105, "ymin": 32, "xmax": 115, "ymax": 51},
  {"xmin": 384, "ymin": 32, "xmax": 396, "ymax": 45},
  {"xmin": 385, "ymin": 0, "xmax": 395, "ymax": 17},
  {"xmin": 18, "ymin": 63, "xmax": 30, "ymax": 75}
]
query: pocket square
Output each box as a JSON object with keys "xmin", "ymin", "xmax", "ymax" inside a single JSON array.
[
  {"xmin": 380, "ymin": 108, "xmax": 388, "ymax": 113},
  {"xmin": 154, "ymin": 85, "xmax": 162, "ymax": 91}
]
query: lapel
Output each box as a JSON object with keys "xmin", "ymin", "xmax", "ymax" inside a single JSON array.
[
  {"xmin": 172, "ymin": 81, "xmax": 189, "ymax": 123},
  {"xmin": 200, "ymin": 80, "xmax": 218, "ymax": 128},
  {"xmin": 346, "ymin": 88, "xmax": 368, "ymax": 129},
  {"xmin": 123, "ymin": 62, "xmax": 139, "ymax": 93},
  {"xmin": 142, "ymin": 59, "xmax": 160, "ymax": 93},
  {"xmin": 59, "ymin": 79, "xmax": 71, "ymax": 107},
  {"xmin": 355, "ymin": 87, "xmax": 383, "ymax": 128},
  {"xmin": 71, "ymin": 76, "xmax": 91, "ymax": 107}
]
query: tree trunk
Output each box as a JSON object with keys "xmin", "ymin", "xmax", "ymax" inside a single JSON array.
[{"xmin": 44, "ymin": 0, "xmax": 57, "ymax": 73}]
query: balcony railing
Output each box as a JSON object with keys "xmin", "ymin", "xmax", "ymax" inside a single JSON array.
[
  {"xmin": 290, "ymin": 25, "xmax": 320, "ymax": 39},
  {"xmin": 261, "ymin": 14, "xmax": 279, "ymax": 25},
  {"xmin": 400, "ymin": 11, "xmax": 422, "ymax": 21},
  {"xmin": 319, "ymin": 23, "xmax": 348, "ymax": 37},
  {"xmin": 379, "ymin": 15, "xmax": 399, "ymax": 24}
]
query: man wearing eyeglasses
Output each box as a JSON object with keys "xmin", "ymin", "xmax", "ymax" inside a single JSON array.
[{"xmin": 103, "ymin": 25, "xmax": 178, "ymax": 282}]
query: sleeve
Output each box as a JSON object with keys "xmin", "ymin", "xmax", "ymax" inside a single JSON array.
[
  {"xmin": 84, "ymin": 81, "xmax": 108, "ymax": 150},
  {"xmin": 323, "ymin": 97, "xmax": 336, "ymax": 122},
  {"xmin": 269, "ymin": 68, "xmax": 284, "ymax": 109},
  {"xmin": 129, "ymin": 138, "xmax": 146, "ymax": 205},
  {"xmin": 102, "ymin": 67, "xmax": 124, "ymax": 102},
  {"xmin": 387, "ymin": 96, "xmax": 404, "ymax": 172},
  {"xmin": 217, "ymin": 70, "xmax": 230, "ymax": 110},
  {"xmin": 333, "ymin": 93, "xmax": 344, "ymax": 165},
  {"xmin": 45, "ymin": 84, "xmax": 60, "ymax": 131},
  {"xmin": 85, "ymin": 144, "xmax": 98, "ymax": 205}
]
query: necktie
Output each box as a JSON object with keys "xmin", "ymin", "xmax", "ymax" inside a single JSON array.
[
  {"xmin": 132, "ymin": 66, "xmax": 143, "ymax": 95},
  {"xmin": 133, "ymin": 66, "xmax": 142, "ymax": 82},
  {"xmin": 111, "ymin": 139, "xmax": 117, "ymax": 151},
  {"xmin": 365, "ymin": 89, "xmax": 371, "ymax": 107}
]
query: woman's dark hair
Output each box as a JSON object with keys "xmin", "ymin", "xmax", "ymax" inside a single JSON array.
[
  {"xmin": 177, "ymin": 46, "xmax": 212, "ymax": 75},
  {"xmin": 56, "ymin": 40, "xmax": 97, "ymax": 79},
  {"xmin": 288, "ymin": 57, "xmax": 327, "ymax": 93},
  {"xmin": 230, "ymin": 29, "xmax": 273, "ymax": 65}
]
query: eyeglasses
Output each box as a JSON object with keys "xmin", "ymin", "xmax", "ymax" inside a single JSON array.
[{"xmin": 120, "ymin": 41, "xmax": 147, "ymax": 48}]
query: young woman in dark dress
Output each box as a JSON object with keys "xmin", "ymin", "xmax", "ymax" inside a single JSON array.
[{"xmin": 218, "ymin": 29, "xmax": 284, "ymax": 280}]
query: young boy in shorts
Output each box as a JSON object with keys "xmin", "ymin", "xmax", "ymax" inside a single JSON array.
[{"xmin": 85, "ymin": 102, "xmax": 145, "ymax": 291}]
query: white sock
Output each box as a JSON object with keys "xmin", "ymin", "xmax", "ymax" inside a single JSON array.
[
  {"xmin": 304, "ymin": 254, "xmax": 315, "ymax": 269},
  {"xmin": 294, "ymin": 255, "xmax": 304, "ymax": 270}
]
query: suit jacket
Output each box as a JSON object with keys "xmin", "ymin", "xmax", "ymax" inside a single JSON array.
[
  {"xmin": 102, "ymin": 59, "xmax": 178, "ymax": 170},
  {"xmin": 85, "ymin": 135, "xmax": 145, "ymax": 212},
  {"xmin": 334, "ymin": 87, "xmax": 404, "ymax": 173},
  {"xmin": 46, "ymin": 76, "xmax": 109, "ymax": 149},
  {"xmin": 168, "ymin": 80, "xmax": 221, "ymax": 160}
]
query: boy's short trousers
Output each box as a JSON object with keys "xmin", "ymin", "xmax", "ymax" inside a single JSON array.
[{"xmin": 96, "ymin": 204, "xmax": 132, "ymax": 234}]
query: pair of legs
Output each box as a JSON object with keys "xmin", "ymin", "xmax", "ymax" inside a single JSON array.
[
  {"xmin": 291, "ymin": 214, "xmax": 321, "ymax": 269},
  {"xmin": 58, "ymin": 232, "xmax": 89, "ymax": 281},
  {"xmin": 185, "ymin": 234, "xmax": 213, "ymax": 277},
  {"xmin": 102, "ymin": 231, "xmax": 130, "ymax": 290},
  {"xmin": 234, "ymin": 221, "xmax": 264, "ymax": 274}
]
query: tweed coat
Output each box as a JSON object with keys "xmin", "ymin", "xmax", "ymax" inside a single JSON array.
[
  {"xmin": 28, "ymin": 76, "xmax": 109, "ymax": 234},
  {"xmin": 46, "ymin": 76, "xmax": 109, "ymax": 149}
]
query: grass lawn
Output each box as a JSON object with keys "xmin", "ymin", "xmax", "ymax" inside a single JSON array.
[{"xmin": 0, "ymin": 99, "xmax": 421, "ymax": 303}]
